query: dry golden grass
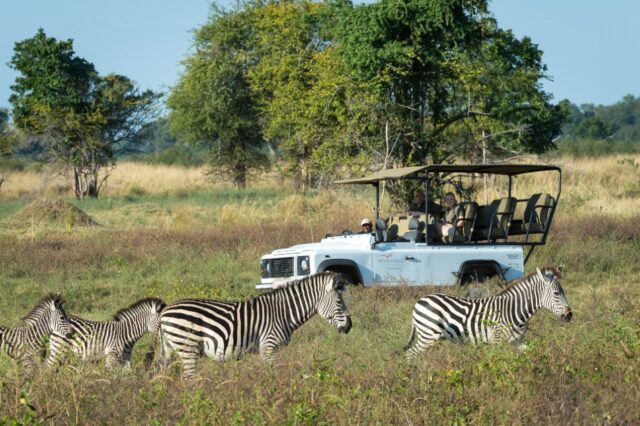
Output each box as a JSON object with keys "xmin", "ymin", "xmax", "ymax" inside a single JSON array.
[{"xmin": 0, "ymin": 162, "xmax": 290, "ymax": 200}]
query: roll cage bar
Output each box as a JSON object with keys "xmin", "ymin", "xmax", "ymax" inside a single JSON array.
[{"xmin": 335, "ymin": 164, "xmax": 562, "ymax": 264}]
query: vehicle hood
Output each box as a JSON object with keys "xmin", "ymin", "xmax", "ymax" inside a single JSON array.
[{"xmin": 268, "ymin": 233, "xmax": 373, "ymax": 256}]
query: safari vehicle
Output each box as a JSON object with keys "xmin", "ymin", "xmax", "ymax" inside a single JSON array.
[{"xmin": 257, "ymin": 164, "xmax": 561, "ymax": 289}]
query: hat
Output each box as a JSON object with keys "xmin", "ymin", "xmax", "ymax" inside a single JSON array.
[{"xmin": 360, "ymin": 218, "xmax": 372, "ymax": 226}]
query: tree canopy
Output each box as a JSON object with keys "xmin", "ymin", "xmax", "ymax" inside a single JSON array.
[
  {"xmin": 167, "ymin": 0, "xmax": 567, "ymax": 189},
  {"xmin": 167, "ymin": 7, "xmax": 268, "ymax": 189},
  {"xmin": 9, "ymin": 29, "xmax": 160, "ymax": 198}
]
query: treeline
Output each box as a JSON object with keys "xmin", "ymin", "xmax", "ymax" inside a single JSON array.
[
  {"xmin": 556, "ymin": 95, "xmax": 640, "ymax": 156},
  {"xmin": 2, "ymin": 0, "xmax": 570, "ymax": 197}
]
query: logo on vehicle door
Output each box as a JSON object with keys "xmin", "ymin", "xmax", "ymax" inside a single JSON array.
[{"xmin": 377, "ymin": 253, "xmax": 403, "ymax": 264}]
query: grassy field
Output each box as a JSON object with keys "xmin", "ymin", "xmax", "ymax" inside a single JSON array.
[{"xmin": 0, "ymin": 156, "xmax": 639, "ymax": 424}]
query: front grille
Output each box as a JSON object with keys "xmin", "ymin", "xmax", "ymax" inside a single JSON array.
[{"xmin": 267, "ymin": 257, "xmax": 294, "ymax": 278}]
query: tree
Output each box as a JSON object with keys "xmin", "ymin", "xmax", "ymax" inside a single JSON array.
[
  {"xmin": 333, "ymin": 0, "xmax": 568, "ymax": 167},
  {"xmin": 437, "ymin": 19, "xmax": 569, "ymax": 162},
  {"xmin": 0, "ymin": 109, "xmax": 11, "ymax": 157},
  {"xmin": 9, "ymin": 29, "xmax": 159, "ymax": 198},
  {"xmin": 167, "ymin": 8, "xmax": 268, "ymax": 189}
]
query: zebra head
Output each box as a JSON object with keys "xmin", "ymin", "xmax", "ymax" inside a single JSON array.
[
  {"xmin": 22, "ymin": 293, "xmax": 72, "ymax": 338},
  {"xmin": 114, "ymin": 297, "xmax": 166, "ymax": 332},
  {"xmin": 317, "ymin": 273, "xmax": 352, "ymax": 334},
  {"xmin": 536, "ymin": 267, "xmax": 572, "ymax": 322}
]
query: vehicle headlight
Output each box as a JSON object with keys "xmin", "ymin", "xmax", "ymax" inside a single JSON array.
[
  {"xmin": 298, "ymin": 256, "xmax": 310, "ymax": 275},
  {"xmin": 260, "ymin": 259, "xmax": 270, "ymax": 278}
]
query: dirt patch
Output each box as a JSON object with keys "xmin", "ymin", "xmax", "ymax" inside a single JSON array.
[{"xmin": 4, "ymin": 198, "xmax": 99, "ymax": 228}]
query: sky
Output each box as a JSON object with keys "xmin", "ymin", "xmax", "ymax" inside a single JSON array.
[{"xmin": 1, "ymin": 0, "xmax": 639, "ymax": 112}]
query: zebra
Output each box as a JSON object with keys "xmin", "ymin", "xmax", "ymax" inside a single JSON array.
[
  {"xmin": 0, "ymin": 293, "xmax": 72, "ymax": 370},
  {"xmin": 46, "ymin": 297, "xmax": 166, "ymax": 369},
  {"xmin": 156, "ymin": 272, "xmax": 352, "ymax": 378},
  {"xmin": 404, "ymin": 266, "xmax": 572, "ymax": 359}
]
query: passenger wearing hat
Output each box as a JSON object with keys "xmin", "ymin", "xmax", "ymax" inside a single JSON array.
[{"xmin": 359, "ymin": 218, "xmax": 373, "ymax": 234}]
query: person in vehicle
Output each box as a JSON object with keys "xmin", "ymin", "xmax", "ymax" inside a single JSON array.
[
  {"xmin": 359, "ymin": 218, "xmax": 373, "ymax": 234},
  {"xmin": 408, "ymin": 189, "xmax": 443, "ymax": 217},
  {"xmin": 434, "ymin": 192, "xmax": 464, "ymax": 240}
]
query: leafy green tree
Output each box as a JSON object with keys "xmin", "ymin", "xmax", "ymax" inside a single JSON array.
[
  {"xmin": 246, "ymin": 0, "xmax": 376, "ymax": 187},
  {"xmin": 0, "ymin": 109, "xmax": 11, "ymax": 157},
  {"xmin": 167, "ymin": 7, "xmax": 268, "ymax": 189},
  {"xmin": 573, "ymin": 116, "xmax": 618, "ymax": 140},
  {"xmin": 438, "ymin": 19, "xmax": 569, "ymax": 162},
  {"xmin": 9, "ymin": 29, "xmax": 159, "ymax": 198},
  {"xmin": 333, "ymin": 0, "xmax": 567, "ymax": 167}
]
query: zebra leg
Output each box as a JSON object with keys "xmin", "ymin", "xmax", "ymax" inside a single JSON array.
[
  {"xmin": 177, "ymin": 348, "xmax": 200, "ymax": 379},
  {"xmin": 404, "ymin": 324, "xmax": 440, "ymax": 360},
  {"xmin": 161, "ymin": 336, "xmax": 201, "ymax": 379},
  {"xmin": 105, "ymin": 351, "xmax": 119, "ymax": 369},
  {"xmin": 122, "ymin": 344, "xmax": 133, "ymax": 370},
  {"xmin": 157, "ymin": 335, "xmax": 175, "ymax": 371},
  {"xmin": 259, "ymin": 343, "xmax": 277, "ymax": 363}
]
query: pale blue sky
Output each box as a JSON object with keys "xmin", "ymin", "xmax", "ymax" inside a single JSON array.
[{"xmin": 1, "ymin": 0, "xmax": 638, "ymax": 111}]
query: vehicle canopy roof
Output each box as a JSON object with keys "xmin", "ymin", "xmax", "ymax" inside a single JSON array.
[{"xmin": 335, "ymin": 164, "xmax": 561, "ymax": 185}]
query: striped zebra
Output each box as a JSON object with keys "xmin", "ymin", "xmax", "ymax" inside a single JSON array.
[
  {"xmin": 404, "ymin": 267, "xmax": 572, "ymax": 359},
  {"xmin": 46, "ymin": 297, "xmax": 165, "ymax": 369},
  {"xmin": 0, "ymin": 293, "xmax": 71, "ymax": 370},
  {"xmin": 157, "ymin": 272, "xmax": 352, "ymax": 378}
]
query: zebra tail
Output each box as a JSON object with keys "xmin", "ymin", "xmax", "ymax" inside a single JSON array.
[{"xmin": 403, "ymin": 322, "xmax": 416, "ymax": 352}]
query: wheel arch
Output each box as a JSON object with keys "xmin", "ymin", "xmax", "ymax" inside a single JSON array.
[
  {"xmin": 455, "ymin": 260, "xmax": 505, "ymax": 285},
  {"xmin": 317, "ymin": 259, "xmax": 363, "ymax": 285}
]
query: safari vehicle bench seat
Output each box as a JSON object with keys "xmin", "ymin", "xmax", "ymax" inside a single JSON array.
[
  {"xmin": 509, "ymin": 193, "xmax": 556, "ymax": 236},
  {"xmin": 443, "ymin": 201, "xmax": 478, "ymax": 243},
  {"xmin": 403, "ymin": 217, "xmax": 426, "ymax": 242},
  {"xmin": 471, "ymin": 197, "xmax": 516, "ymax": 242}
]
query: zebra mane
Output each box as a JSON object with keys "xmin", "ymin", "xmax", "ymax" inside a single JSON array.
[
  {"xmin": 262, "ymin": 272, "xmax": 337, "ymax": 296},
  {"xmin": 113, "ymin": 297, "xmax": 165, "ymax": 321},
  {"xmin": 496, "ymin": 266, "xmax": 563, "ymax": 296},
  {"xmin": 21, "ymin": 293, "xmax": 64, "ymax": 322}
]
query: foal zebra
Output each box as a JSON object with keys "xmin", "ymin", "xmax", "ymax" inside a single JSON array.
[
  {"xmin": 157, "ymin": 272, "xmax": 352, "ymax": 378},
  {"xmin": 404, "ymin": 267, "xmax": 572, "ymax": 359},
  {"xmin": 46, "ymin": 297, "xmax": 165, "ymax": 369},
  {"xmin": 0, "ymin": 293, "xmax": 71, "ymax": 370}
]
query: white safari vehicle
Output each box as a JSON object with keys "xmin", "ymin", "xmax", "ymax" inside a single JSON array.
[{"xmin": 257, "ymin": 164, "xmax": 561, "ymax": 289}]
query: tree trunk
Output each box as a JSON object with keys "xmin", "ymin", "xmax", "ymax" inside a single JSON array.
[
  {"xmin": 233, "ymin": 163, "xmax": 247, "ymax": 189},
  {"xmin": 74, "ymin": 166, "xmax": 100, "ymax": 199}
]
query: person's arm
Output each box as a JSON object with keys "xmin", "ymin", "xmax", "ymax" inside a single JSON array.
[{"xmin": 455, "ymin": 206, "xmax": 465, "ymax": 228}]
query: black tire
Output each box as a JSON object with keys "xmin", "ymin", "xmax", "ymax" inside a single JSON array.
[{"xmin": 326, "ymin": 268, "xmax": 360, "ymax": 286}]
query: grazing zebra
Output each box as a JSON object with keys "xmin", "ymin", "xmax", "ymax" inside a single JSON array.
[
  {"xmin": 404, "ymin": 267, "xmax": 572, "ymax": 359},
  {"xmin": 157, "ymin": 272, "xmax": 352, "ymax": 378},
  {"xmin": 46, "ymin": 297, "xmax": 166, "ymax": 369},
  {"xmin": 0, "ymin": 293, "xmax": 71, "ymax": 370}
]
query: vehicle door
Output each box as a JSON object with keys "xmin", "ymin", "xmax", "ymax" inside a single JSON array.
[{"xmin": 372, "ymin": 241, "xmax": 420, "ymax": 284}]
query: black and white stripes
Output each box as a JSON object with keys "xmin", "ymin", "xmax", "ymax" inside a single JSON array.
[
  {"xmin": 157, "ymin": 272, "xmax": 352, "ymax": 378},
  {"xmin": 46, "ymin": 297, "xmax": 165, "ymax": 369},
  {"xmin": 0, "ymin": 294, "xmax": 71, "ymax": 370},
  {"xmin": 404, "ymin": 267, "xmax": 572, "ymax": 358}
]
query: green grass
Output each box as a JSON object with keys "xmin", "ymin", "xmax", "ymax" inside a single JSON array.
[
  {"xmin": 0, "ymin": 192, "xmax": 639, "ymax": 424},
  {"xmin": 0, "ymin": 199, "xmax": 27, "ymax": 221}
]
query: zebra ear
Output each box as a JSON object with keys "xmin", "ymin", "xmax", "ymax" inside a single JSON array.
[
  {"xmin": 536, "ymin": 268, "xmax": 546, "ymax": 282},
  {"xmin": 54, "ymin": 293, "xmax": 65, "ymax": 308}
]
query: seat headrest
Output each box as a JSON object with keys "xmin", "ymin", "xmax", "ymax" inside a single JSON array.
[
  {"xmin": 375, "ymin": 218, "xmax": 387, "ymax": 231},
  {"xmin": 408, "ymin": 217, "xmax": 419, "ymax": 231}
]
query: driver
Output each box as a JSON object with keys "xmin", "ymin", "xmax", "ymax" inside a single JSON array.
[{"xmin": 359, "ymin": 218, "xmax": 373, "ymax": 234}]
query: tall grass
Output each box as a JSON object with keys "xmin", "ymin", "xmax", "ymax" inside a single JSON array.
[{"xmin": 0, "ymin": 155, "xmax": 639, "ymax": 424}]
